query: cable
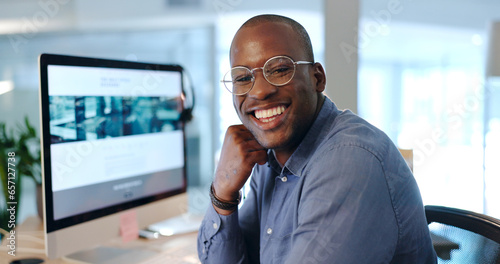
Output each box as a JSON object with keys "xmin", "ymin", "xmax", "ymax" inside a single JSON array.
[{"xmin": 179, "ymin": 66, "xmax": 195, "ymax": 123}]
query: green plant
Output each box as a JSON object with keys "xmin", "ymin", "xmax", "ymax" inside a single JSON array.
[{"xmin": 0, "ymin": 117, "xmax": 41, "ymax": 237}]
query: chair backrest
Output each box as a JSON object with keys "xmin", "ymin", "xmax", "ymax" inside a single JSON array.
[{"xmin": 425, "ymin": 205, "xmax": 500, "ymax": 263}]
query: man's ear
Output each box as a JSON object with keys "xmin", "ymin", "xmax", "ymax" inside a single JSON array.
[{"xmin": 312, "ymin": 63, "xmax": 326, "ymax": 93}]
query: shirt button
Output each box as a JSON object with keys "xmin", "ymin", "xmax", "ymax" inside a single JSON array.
[
  {"xmin": 267, "ymin": 228, "xmax": 273, "ymax": 235},
  {"xmin": 213, "ymin": 222, "xmax": 218, "ymax": 229},
  {"xmin": 281, "ymin": 176, "xmax": 288, "ymax": 182}
]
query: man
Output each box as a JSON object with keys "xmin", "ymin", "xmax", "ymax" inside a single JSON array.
[{"xmin": 198, "ymin": 14, "xmax": 437, "ymax": 263}]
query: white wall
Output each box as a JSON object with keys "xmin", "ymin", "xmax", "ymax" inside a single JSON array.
[
  {"xmin": 324, "ymin": 0, "xmax": 359, "ymax": 113},
  {"xmin": 0, "ymin": 90, "xmax": 40, "ymax": 134}
]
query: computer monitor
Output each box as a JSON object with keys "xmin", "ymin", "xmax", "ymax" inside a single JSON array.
[{"xmin": 38, "ymin": 53, "xmax": 188, "ymax": 262}]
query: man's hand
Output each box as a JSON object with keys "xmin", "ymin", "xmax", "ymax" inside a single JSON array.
[{"xmin": 213, "ymin": 125, "xmax": 268, "ymax": 215}]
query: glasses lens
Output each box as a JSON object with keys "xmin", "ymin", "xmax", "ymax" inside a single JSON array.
[
  {"xmin": 223, "ymin": 67, "xmax": 253, "ymax": 95},
  {"xmin": 264, "ymin": 57, "xmax": 295, "ymax": 86}
]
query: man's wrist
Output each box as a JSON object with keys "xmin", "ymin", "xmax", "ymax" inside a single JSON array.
[{"xmin": 209, "ymin": 183, "xmax": 241, "ymax": 211}]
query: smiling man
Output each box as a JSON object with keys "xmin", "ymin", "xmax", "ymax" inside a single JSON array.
[{"xmin": 197, "ymin": 14, "xmax": 437, "ymax": 264}]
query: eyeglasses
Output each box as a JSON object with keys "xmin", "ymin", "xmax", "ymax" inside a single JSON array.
[{"xmin": 221, "ymin": 55, "xmax": 314, "ymax": 95}]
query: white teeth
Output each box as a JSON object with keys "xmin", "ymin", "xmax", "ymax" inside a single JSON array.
[{"xmin": 255, "ymin": 106, "xmax": 285, "ymax": 120}]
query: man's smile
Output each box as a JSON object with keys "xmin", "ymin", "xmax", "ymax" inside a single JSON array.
[
  {"xmin": 245, "ymin": 104, "xmax": 289, "ymax": 132},
  {"xmin": 254, "ymin": 105, "xmax": 286, "ymax": 123}
]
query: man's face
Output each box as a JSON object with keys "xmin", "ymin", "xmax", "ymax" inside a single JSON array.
[{"xmin": 230, "ymin": 22, "xmax": 325, "ymax": 155}]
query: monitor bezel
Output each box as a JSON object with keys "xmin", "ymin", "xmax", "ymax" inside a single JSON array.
[{"xmin": 39, "ymin": 53, "xmax": 188, "ymax": 234}]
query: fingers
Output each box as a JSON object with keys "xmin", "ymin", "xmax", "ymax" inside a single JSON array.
[
  {"xmin": 226, "ymin": 125, "xmax": 266, "ymax": 153},
  {"xmin": 230, "ymin": 126, "xmax": 268, "ymax": 163},
  {"xmin": 242, "ymin": 137, "xmax": 267, "ymax": 152},
  {"xmin": 214, "ymin": 125, "xmax": 268, "ymax": 197},
  {"xmin": 251, "ymin": 150, "xmax": 268, "ymax": 166}
]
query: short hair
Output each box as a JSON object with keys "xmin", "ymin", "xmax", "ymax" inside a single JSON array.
[{"xmin": 237, "ymin": 14, "xmax": 315, "ymax": 62}]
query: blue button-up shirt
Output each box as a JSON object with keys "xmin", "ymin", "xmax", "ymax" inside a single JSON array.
[{"xmin": 198, "ymin": 98, "xmax": 437, "ymax": 263}]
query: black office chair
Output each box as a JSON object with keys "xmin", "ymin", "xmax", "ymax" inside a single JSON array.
[{"xmin": 425, "ymin": 205, "xmax": 500, "ymax": 263}]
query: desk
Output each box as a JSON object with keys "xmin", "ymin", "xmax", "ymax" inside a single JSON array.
[{"xmin": 0, "ymin": 217, "xmax": 200, "ymax": 264}]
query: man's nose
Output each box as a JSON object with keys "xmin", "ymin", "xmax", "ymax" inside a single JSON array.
[{"xmin": 247, "ymin": 72, "xmax": 278, "ymax": 100}]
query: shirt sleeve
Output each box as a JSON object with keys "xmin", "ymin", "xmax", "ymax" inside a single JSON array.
[
  {"xmin": 197, "ymin": 204, "xmax": 248, "ymax": 264},
  {"xmin": 197, "ymin": 163, "xmax": 265, "ymax": 263},
  {"xmin": 285, "ymin": 145, "xmax": 400, "ymax": 264}
]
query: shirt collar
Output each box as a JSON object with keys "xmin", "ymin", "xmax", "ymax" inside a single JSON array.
[{"xmin": 267, "ymin": 97, "xmax": 339, "ymax": 177}]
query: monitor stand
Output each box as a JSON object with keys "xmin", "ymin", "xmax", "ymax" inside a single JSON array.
[
  {"xmin": 147, "ymin": 212, "xmax": 203, "ymax": 236},
  {"xmin": 63, "ymin": 246, "xmax": 156, "ymax": 264}
]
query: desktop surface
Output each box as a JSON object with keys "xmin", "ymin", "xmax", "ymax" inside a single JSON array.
[{"xmin": 1, "ymin": 216, "xmax": 200, "ymax": 264}]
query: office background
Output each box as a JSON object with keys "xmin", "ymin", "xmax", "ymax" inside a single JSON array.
[{"xmin": 1, "ymin": 0, "xmax": 500, "ymax": 224}]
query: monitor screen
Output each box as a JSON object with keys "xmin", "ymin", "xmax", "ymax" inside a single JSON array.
[{"xmin": 39, "ymin": 54, "xmax": 188, "ymax": 259}]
